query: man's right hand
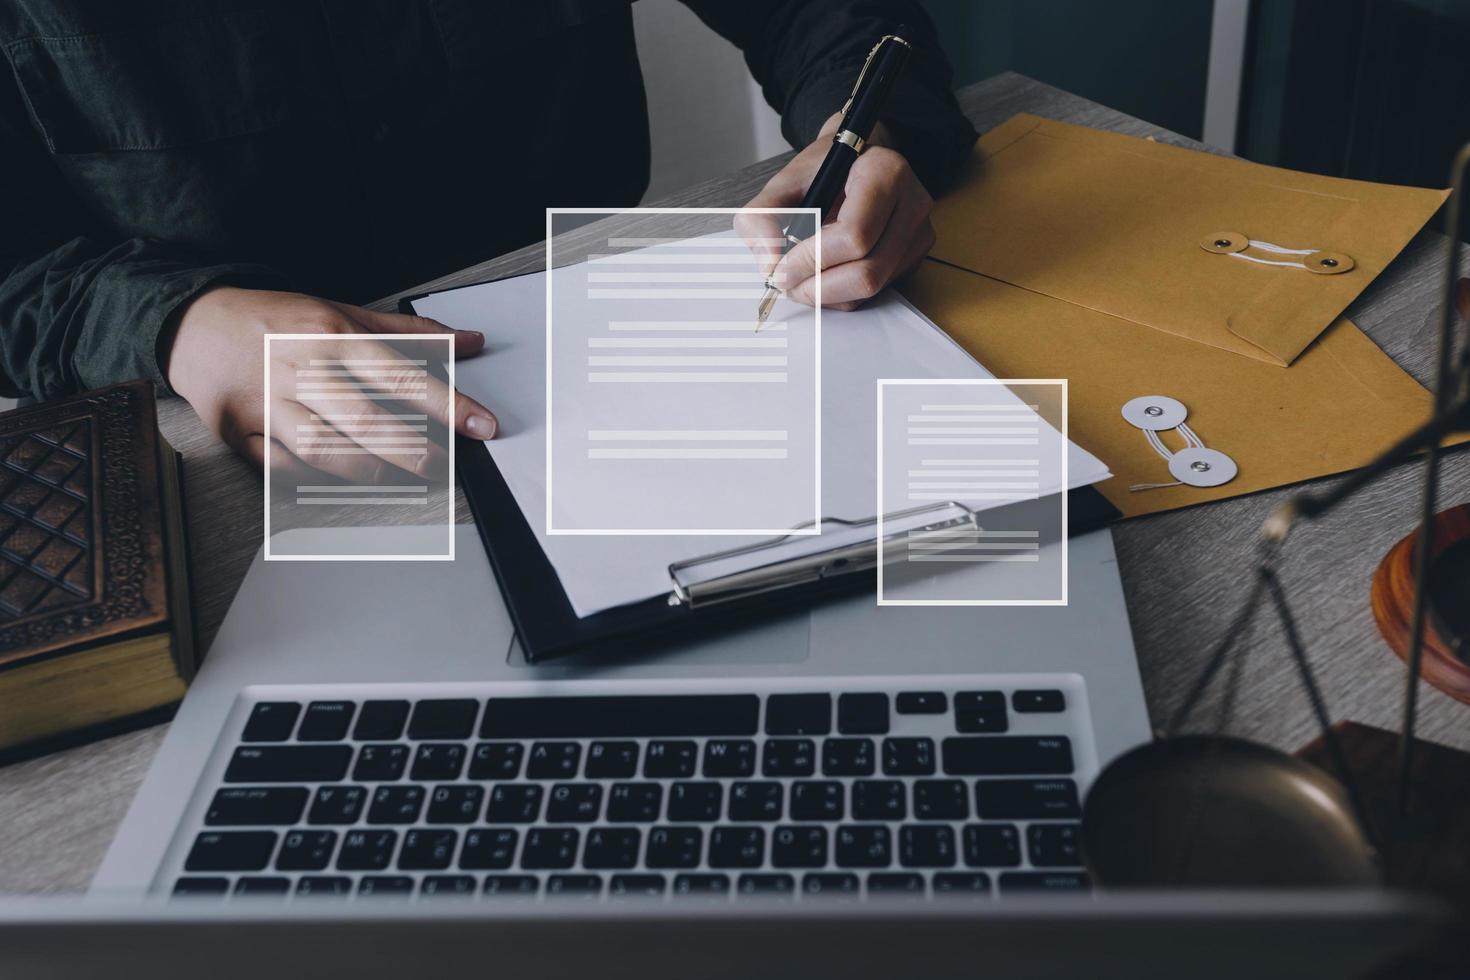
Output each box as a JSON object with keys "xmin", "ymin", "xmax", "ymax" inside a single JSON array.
[{"xmin": 165, "ymin": 287, "xmax": 497, "ymax": 482}]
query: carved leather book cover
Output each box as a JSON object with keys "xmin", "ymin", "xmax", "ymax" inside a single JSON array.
[{"xmin": 0, "ymin": 380, "xmax": 193, "ymax": 757}]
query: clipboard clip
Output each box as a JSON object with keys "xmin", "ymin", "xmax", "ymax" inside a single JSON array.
[{"xmin": 667, "ymin": 500, "xmax": 978, "ymax": 610}]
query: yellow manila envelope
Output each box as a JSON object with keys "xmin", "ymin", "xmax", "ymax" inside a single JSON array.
[
  {"xmin": 928, "ymin": 114, "xmax": 1448, "ymax": 367},
  {"xmin": 903, "ymin": 260, "xmax": 1444, "ymax": 518}
]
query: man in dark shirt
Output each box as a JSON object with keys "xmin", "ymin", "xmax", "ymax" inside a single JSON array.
[{"xmin": 0, "ymin": 1, "xmax": 975, "ymax": 481}]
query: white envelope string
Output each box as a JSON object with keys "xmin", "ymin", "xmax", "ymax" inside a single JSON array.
[
  {"xmin": 1121, "ymin": 395, "xmax": 1238, "ymax": 492},
  {"xmin": 1229, "ymin": 239, "xmax": 1317, "ymax": 269},
  {"xmin": 1198, "ymin": 231, "xmax": 1354, "ymax": 276}
]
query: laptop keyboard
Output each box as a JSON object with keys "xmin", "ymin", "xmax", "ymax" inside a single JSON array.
[{"xmin": 167, "ymin": 678, "xmax": 1095, "ymax": 902}]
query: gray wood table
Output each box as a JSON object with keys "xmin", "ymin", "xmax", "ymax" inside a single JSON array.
[{"xmin": 4, "ymin": 72, "xmax": 1468, "ymax": 894}]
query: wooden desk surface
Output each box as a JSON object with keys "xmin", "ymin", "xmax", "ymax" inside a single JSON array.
[{"xmin": 3, "ymin": 72, "xmax": 1468, "ymax": 894}]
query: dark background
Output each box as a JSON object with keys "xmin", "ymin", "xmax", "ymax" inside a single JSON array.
[{"xmin": 921, "ymin": 0, "xmax": 1470, "ymax": 202}]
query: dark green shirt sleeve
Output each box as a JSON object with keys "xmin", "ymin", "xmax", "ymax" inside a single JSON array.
[
  {"xmin": 0, "ymin": 71, "xmax": 286, "ymax": 402},
  {"xmin": 679, "ymin": 0, "xmax": 978, "ymax": 193}
]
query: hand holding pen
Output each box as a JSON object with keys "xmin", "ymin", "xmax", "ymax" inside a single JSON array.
[{"xmin": 736, "ymin": 32, "xmax": 935, "ymax": 327}]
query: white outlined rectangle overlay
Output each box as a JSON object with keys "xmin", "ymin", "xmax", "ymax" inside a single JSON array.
[
  {"xmin": 263, "ymin": 333, "xmax": 455, "ymax": 561},
  {"xmin": 877, "ymin": 379, "xmax": 1069, "ymax": 606}
]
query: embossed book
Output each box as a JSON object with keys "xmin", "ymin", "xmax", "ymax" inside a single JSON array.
[{"xmin": 0, "ymin": 381, "xmax": 194, "ymax": 759}]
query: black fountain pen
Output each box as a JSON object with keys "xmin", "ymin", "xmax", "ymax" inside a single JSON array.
[{"xmin": 754, "ymin": 30, "xmax": 913, "ymax": 330}]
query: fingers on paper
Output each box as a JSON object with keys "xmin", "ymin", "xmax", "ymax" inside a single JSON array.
[{"xmin": 273, "ymin": 396, "xmax": 443, "ymax": 483}]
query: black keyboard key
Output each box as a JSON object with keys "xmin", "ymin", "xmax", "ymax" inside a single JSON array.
[
  {"xmin": 762, "ymin": 738, "xmax": 815, "ymax": 777},
  {"xmin": 483, "ymin": 875, "xmax": 540, "ymax": 898},
  {"xmin": 882, "ymin": 738, "xmax": 935, "ymax": 776},
  {"xmin": 1027, "ymin": 823, "xmax": 1082, "ymax": 867},
  {"xmin": 610, "ymin": 874, "xmax": 666, "ymax": 898},
  {"xmin": 421, "ymin": 875, "xmax": 476, "ymax": 898},
  {"xmin": 583, "ymin": 827, "xmax": 641, "ymax": 869},
  {"xmin": 934, "ymin": 872, "xmax": 991, "ymax": 896},
  {"xmin": 963, "ymin": 824, "xmax": 1021, "ymax": 867},
  {"xmin": 173, "ymin": 877, "xmax": 228, "ymax": 897},
  {"xmin": 709, "ymin": 826, "xmax": 765, "ymax": 868},
  {"xmin": 956, "ymin": 710, "xmax": 1009, "ymax": 734},
  {"xmin": 851, "ymin": 780, "xmax": 906, "ymax": 821},
  {"xmin": 771, "ymin": 825, "xmax": 827, "ymax": 868},
  {"xmin": 206, "ymin": 787, "xmax": 308, "ymax": 826},
  {"xmin": 668, "ymin": 782, "xmax": 723, "ymax": 822},
  {"xmin": 764, "ymin": 693, "xmax": 831, "ymax": 736},
  {"xmin": 646, "ymin": 827, "xmax": 703, "ymax": 868},
  {"xmin": 358, "ymin": 876, "xmax": 414, "ymax": 898},
  {"xmin": 942, "ymin": 736, "xmax": 1074, "ymax": 776},
  {"xmin": 790, "ymin": 781, "xmax": 844, "ymax": 821},
  {"xmin": 702, "ymin": 739, "xmax": 756, "ymax": 777},
  {"xmin": 527, "ymin": 741, "xmax": 582, "ymax": 779},
  {"xmin": 674, "ymin": 873, "xmax": 730, "ymax": 896},
  {"xmin": 234, "ymin": 876, "xmax": 291, "ymax": 896},
  {"xmin": 427, "ymin": 785, "xmax": 485, "ymax": 824},
  {"xmin": 900, "ymin": 825, "xmax": 956, "ymax": 868},
  {"xmin": 408, "ymin": 699, "xmax": 479, "ymax": 740},
  {"xmin": 606, "ymin": 783, "xmax": 662, "ymax": 823},
  {"xmin": 367, "ymin": 785, "xmax": 425, "ymax": 824},
  {"xmin": 547, "ymin": 873, "xmax": 604, "ymax": 899},
  {"xmin": 728, "ymin": 781, "xmax": 783, "ymax": 822},
  {"xmin": 185, "ymin": 831, "xmax": 276, "ymax": 872},
  {"xmin": 1012, "ymin": 689, "xmax": 1066, "ymax": 713},
  {"xmin": 837, "ymin": 693, "xmax": 889, "ymax": 735},
  {"xmin": 410, "ymin": 743, "xmax": 466, "ymax": 781},
  {"xmin": 895, "ymin": 692, "xmax": 947, "ymax": 715},
  {"xmin": 241, "ymin": 702, "xmax": 299, "ymax": 742},
  {"xmin": 337, "ymin": 829, "xmax": 398, "ymax": 871},
  {"xmin": 834, "ymin": 825, "xmax": 891, "ymax": 868},
  {"xmin": 913, "ymin": 780, "xmax": 969, "ymax": 820},
  {"xmin": 295, "ymin": 876, "xmax": 350, "ymax": 898},
  {"xmin": 460, "ymin": 829, "xmax": 519, "ymax": 870},
  {"xmin": 802, "ymin": 872, "xmax": 860, "ymax": 897},
  {"xmin": 644, "ymin": 739, "xmax": 698, "ymax": 778},
  {"xmin": 486, "ymin": 784, "xmax": 543, "ymax": 823},
  {"xmin": 399, "ymin": 829, "xmax": 459, "ymax": 870},
  {"xmin": 586, "ymin": 741, "xmax": 639, "ymax": 779},
  {"xmin": 866, "ymin": 873, "xmax": 924, "ymax": 897},
  {"xmin": 352, "ymin": 700, "xmax": 410, "ymax": 740},
  {"xmin": 353, "ymin": 744, "xmax": 409, "ymax": 782},
  {"xmin": 954, "ymin": 691, "xmax": 1006, "ymax": 713},
  {"xmin": 737, "ymin": 873, "xmax": 795, "ymax": 897},
  {"xmin": 975, "ymin": 779, "xmax": 1081, "ymax": 820},
  {"xmin": 307, "ymin": 786, "xmax": 367, "ymax": 825},
  {"xmin": 276, "ymin": 830, "xmax": 337, "ymax": 871},
  {"xmin": 296, "ymin": 701, "xmax": 355, "ymax": 742},
  {"xmin": 521, "ymin": 828, "xmax": 580, "ymax": 869},
  {"xmin": 225, "ymin": 745, "xmax": 352, "ymax": 783},
  {"xmin": 999, "ymin": 871, "xmax": 1090, "ymax": 894},
  {"xmin": 547, "ymin": 783, "xmax": 604, "ymax": 823},
  {"xmin": 822, "ymin": 738, "xmax": 875, "ymax": 777},
  {"xmin": 481, "ymin": 695, "xmax": 759, "ymax": 738},
  {"xmin": 469, "ymin": 742, "xmax": 524, "ymax": 780}
]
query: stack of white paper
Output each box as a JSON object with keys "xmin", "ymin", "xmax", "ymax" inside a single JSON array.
[{"xmin": 415, "ymin": 263, "xmax": 1109, "ymax": 618}]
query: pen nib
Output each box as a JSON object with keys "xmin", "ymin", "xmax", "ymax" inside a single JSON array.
[{"xmin": 754, "ymin": 284, "xmax": 779, "ymax": 333}]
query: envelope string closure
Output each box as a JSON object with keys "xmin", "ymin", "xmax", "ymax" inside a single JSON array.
[
  {"xmin": 1122, "ymin": 395, "xmax": 1238, "ymax": 491},
  {"xmin": 1200, "ymin": 232, "xmax": 1355, "ymax": 275}
]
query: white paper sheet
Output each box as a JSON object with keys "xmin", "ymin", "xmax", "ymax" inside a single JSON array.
[{"xmin": 414, "ymin": 271, "xmax": 1109, "ymax": 617}]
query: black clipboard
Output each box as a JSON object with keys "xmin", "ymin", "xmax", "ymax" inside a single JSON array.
[{"xmin": 404, "ymin": 286, "xmax": 1121, "ymax": 663}]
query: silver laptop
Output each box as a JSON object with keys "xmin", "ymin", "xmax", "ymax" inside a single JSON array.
[{"xmin": 92, "ymin": 521, "xmax": 1149, "ymax": 902}]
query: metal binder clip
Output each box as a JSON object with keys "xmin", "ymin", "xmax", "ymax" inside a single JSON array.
[
  {"xmin": 1122, "ymin": 395, "xmax": 1237, "ymax": 491},
  {"xmin": 666, "ymin": 500, "xmax": 977, "ymax": 609}
]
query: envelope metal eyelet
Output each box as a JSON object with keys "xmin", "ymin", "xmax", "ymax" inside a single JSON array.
[
  {"xmin": 1200, "ymin": 232, "xmax": 1248, "ymax": 254},
  {"xmin": 1303, "ymin": 250, "xmax": 1355, "ymax": 275},
  {"xmin": 1122, "ymin": 395, "xmax": 1188, "ymax": 431}
]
